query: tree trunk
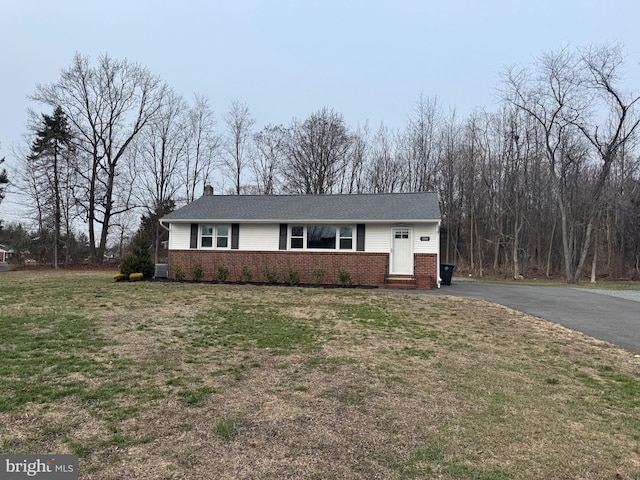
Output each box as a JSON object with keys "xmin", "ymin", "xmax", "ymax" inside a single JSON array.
[
  {"xmin": 513, "ymin": 214, "xmax": 523, "ymax": 279},
  {"xmin": 546, "ymin": 217, "xmax": 556, "ymax": 278},
  {"xmin": 475, "ymin": 213, "xmax": 483, "ymax": 277},
  {"xmin": 590, "ymin": 240, "xmax": 597, "ymax": 283},
  {"xmin": 52, "ymin": 145, "xmax": 60, "ymax": 269},
  {"xmin": 469, "ymin": 209, "xmax": 474, "ymax": 270},
  {"xmin": 87, "ymin": 156, "xmax": 99, "ymax": 263}
]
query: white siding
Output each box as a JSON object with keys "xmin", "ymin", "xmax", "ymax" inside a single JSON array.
[
  {"xmin": 168, "ymin": 223, "xmax": 280, "ymax": 251},
  {"xmin": 365, "ymin": 222, "xmax": 438, "ymax": 254},
  {"xmin": 365, "ymin": 224, "xmax": 391, "ymax": 252},
  {"xmin": 167, "ymin": 221, "xmax": 439, "ymax": 254},
  {"xmin": 413, "ymin": 222, "xmax": 439, "ymax": 254},
  {"xmin": 238, "ymin": 224, "xmax": 281, "ymax": 251},
  {"xmin": 168, "ymin": 223, "xmax": 191, "ymax": 250}
]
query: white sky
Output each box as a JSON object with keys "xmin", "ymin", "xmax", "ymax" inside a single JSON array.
[{"xmin": 2, "ymin": 0, "xmax": 640, "ymax": 223}]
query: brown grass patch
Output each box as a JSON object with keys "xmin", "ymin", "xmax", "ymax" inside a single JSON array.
[{"xmin": 0, "ymin": 272, "xmax": 638, "ymax": 479}]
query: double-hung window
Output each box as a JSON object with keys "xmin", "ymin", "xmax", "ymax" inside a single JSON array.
[
  {"xmin": 339, "ymin": 227, "xmax": 353, "ymax": 249},
  {"xmin": 290, "ymin": 225, "xmax": 354, "ymax": 250},
  {"xmin": 200, "ymin": 224, "xmax": 230, "ymax": 249},
  {"xmin": 291, "ymin": 226, "xmax": 304, "ymax": 249},
  {"xmin": 201, "ymin": 225, "xmax": 214, "ymax": 248},
  {"xmin": 216, "ymin": 225, "xmax": 229, "ymax": 248}
]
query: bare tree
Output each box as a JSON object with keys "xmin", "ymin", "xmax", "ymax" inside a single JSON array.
[
  {"xmin": 184, "ymin": 94, "xmax": 219, "ymax": 203},
  {"xmin": 437, "ymin": 111, "xmax": 465, "ymax": 265},
  {"xmin": 135, "ymin": 88, "xmax": 188, "ymax": 262},
  {"xmin": 366, "ymin": 125, "xmax": 405, "ymax": 193},
  {"xmin": 343, "ymin": 124, "xmax": 369, "ymax": 193},
  {"xmin": 498, "ymin": 107, "xmax": 535, "ymax": 279},
  {"xmin": 504, "ymin": 43, "xmax": 640, "ymax": 282},
  {"xmin": 222, "ymin": 99, "xmax": 255, "ymax": 195},
  {"xmin": 252, "ymin": 124, "xmax": 285, "ymax": 194},
  {"xmin": 30, "ymin": 53, "xmax": 167, "ymax": 263},
  {"xmin": 569, "ymin": 44, "xmax": 640, "ymax": 281},
  {"xmin": 460, "ymin": 110, "xmax": 489, "ymax": 273},
  {"xmin": 601, "ymin": 139, "xmax": 640, "ymax": 277},
  {"xmin": 21, "ymin": 147, "xmax": 47, "ymax": 247},
  {"xmin": 282, "ymin": 107, "xmax": 353, "ymax": 194},
  {"xmin": 405, "ymin": 95, "xmax": 441, "ymax": 191}
]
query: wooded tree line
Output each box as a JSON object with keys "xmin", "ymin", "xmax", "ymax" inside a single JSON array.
[{"xmin": 10, "ymin": 44, "xmax": 640, "ymax": 282}]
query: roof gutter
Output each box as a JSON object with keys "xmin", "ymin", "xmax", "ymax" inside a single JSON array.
[{"xmin": 160, "ymin": 218, "xmax": 441, "ymax": 224}]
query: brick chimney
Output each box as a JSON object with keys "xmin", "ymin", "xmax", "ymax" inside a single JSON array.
[{"xmin": 203, "ymin": 184, "xmax": 214, "ymax": 196}]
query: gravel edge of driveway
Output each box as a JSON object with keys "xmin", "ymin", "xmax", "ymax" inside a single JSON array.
[{"xmin": 574, "ymin": 288, "xmax": 640, "ymax": 303}]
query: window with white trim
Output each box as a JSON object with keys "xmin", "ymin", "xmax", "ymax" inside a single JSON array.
[
  {"xmin": 216, "ymin": 225, "xmax": 229, "ymax": 248},
  {"xmin": 307, "ymin": 226, "xmax": 336, "ymax": 249},
  {"xmin": 339, "ymin": 226, "xmax": 353, "ymax": 249},
  {"xmin": 291, "ymin": 225, "xmax": 304, "ymax": 249},
  {"xmin": 201, "ymin": 225, "xmax": 214, "ymax": 247},
  {"xmin": 200, "ymin": 224, "xmax": 230, "ymax": 249},
  {"xmin": 290, "ymin": 225, "xmax": 354, "ymax": 250}
]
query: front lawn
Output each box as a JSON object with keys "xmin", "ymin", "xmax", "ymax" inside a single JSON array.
[{"xmin": 1, "ymin": 271, "xmax": 638, "ymax": 479}]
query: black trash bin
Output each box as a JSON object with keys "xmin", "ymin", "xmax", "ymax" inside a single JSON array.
[{"xmin": 440, "ymin": 263, "xmax": 455, "ymax": 286}]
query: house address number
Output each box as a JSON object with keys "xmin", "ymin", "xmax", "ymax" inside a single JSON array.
[{"xmin": 420, "ymin": 236, "xmax": 430, "ymax": 241}]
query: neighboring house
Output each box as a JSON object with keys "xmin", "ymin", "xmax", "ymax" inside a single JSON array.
[
  {"xmin": 0, "ymin": 244, "xmax": 13, "ymax": 263},
  {"xmin": 160, "ymin": 190, "xmax": 441, "ymax": 289}
]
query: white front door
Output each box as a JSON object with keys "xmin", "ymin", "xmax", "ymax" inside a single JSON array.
[{"xmin": 391, "ymin": 228, "xmax": 413, "ymax": 274}]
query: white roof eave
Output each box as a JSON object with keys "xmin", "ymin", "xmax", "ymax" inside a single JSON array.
[{"xmin": 162, "ymin": 218, "xmax": 440, "ymax": 224}]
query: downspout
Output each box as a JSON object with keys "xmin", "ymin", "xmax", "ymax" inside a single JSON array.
[{"xmin": 159, "ymin": 219, "xmax": 170, "ymax": 255}]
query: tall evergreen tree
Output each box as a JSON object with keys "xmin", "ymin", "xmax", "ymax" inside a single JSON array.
[
  {"xmin": 0, "ymin": 142, "xmax": 8, "ymax": 209},
  {"xmin": 27, "ymin": 106, "xmax": 75, "ymax": 268},
  {"xmin": 0, "ymin": 155, "xmax": 8, "ymax": 230},
  {"xmin": 0, "ymin": 158, "xmax": 7, "ymax": 203},
  {"xmin": 119, "ymin": 230, "xmax": 154, "ymax": 279},
  {"xmin": 31, "ymin": 53, "xmax": 167, "ymax": 264},
  {"xmin": 139, "ymin": 199, "xmax": 175, "ymax": 263}
]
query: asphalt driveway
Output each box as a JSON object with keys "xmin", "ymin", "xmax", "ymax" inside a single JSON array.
[{"xmin": 429, "ymin": 281, "xmax": 640, "ymax": 353}]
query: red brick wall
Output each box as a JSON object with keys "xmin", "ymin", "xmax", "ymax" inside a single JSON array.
[
  {"xmin": 168, "ymin": 250, "xmax": 387, "ymax": 287},
  {"xmin": 414, "ymin": 253, "xmax": 439, "ymax": 289},
  {"xmin": 168, "ymin": 250, "xmax": 438, "ymax": 290}
]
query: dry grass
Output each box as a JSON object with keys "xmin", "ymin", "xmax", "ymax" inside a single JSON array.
[{"xmin": 0, "ymin": 270, "xmax": 639, "ymax": 479}]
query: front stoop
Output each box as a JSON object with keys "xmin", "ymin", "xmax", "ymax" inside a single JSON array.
[{"xmin": 384, "ymin": 275, "xmax": 417, "ymax": 290}]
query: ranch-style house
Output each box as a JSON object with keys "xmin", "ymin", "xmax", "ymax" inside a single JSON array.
[{"xmin": 160, "ymin": 190, "xmax": 442, "ymax": 289}]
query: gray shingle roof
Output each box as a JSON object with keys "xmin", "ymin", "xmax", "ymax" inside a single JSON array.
[{"xmin": 162, "ymin": 192, "xmax": 440, "ymax": 223}]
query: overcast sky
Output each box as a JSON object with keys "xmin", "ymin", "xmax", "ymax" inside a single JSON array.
[{"xmin": 2, "ymin": 0, "xmax": 640, "ymax": 221}]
